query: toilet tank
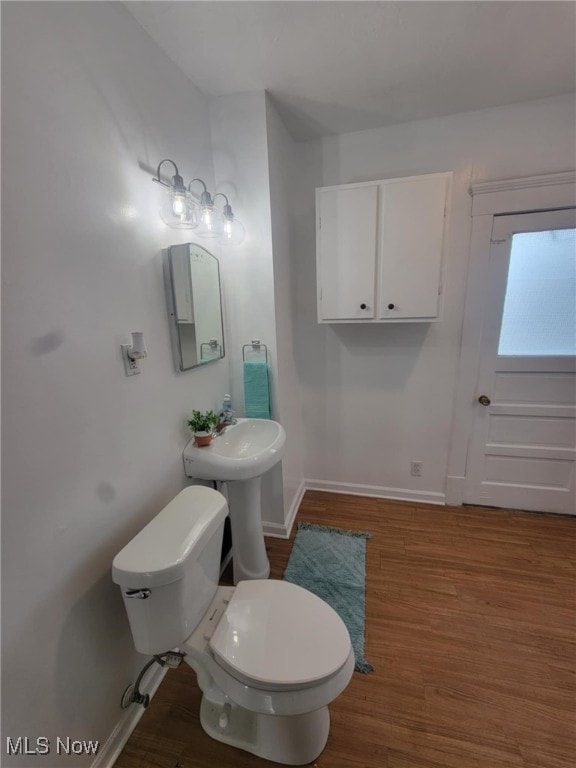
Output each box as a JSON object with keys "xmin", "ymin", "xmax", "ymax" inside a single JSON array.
[{"xmin": 112, "ymin": 486, "xmax": 228, "ymax": 655}]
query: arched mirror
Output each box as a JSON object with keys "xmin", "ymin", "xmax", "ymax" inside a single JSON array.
[{"xmin": 164, "ymin": 243, "xmax": 225, "ymax": 371}]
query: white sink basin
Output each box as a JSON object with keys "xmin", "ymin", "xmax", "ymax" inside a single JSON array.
[{"xmin": 183, "ymin": 418, "xmax": 286, "ymax": 481}]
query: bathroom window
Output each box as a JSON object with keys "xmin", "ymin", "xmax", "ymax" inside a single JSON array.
[{"xmin": 498, "ymin": 228, "xmax": 576, "ymax": 356}]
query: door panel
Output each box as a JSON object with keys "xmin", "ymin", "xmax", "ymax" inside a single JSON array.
[
  {"xmin": 484, "ymin": 455, "xmax": 573, "ymax": 487},
  {"xmin": 488, "ymin": 414, "xmax": 576, "ymax": 448},
  {"xmin": 493, "ymin": 369, "xmax": 576, "ymax": 404},
  {"xmin": 464, "ymin": 209, "xmax": 576, "ymax": 514}
]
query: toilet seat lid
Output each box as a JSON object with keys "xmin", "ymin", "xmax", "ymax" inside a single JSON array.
[{"xmin": 209, "ymin": 580, "xmax": 351, "ymax": 688}]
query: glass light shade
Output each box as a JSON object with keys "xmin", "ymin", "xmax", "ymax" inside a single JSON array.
[
  {"xmin": 196, "ymin": 204, "xmax": 224, "ymax": 238},
  {"xmin": 220, "ymin": 216, "xmax": 246, "ymax": 246},
  {"xmin": 159, "ymin": 188, "xmax": 197, "ymax": 229}
]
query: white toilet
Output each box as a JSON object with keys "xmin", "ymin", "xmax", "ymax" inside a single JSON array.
[{"xmin": 112, "ymin": 486, "xmax": 354, "ymax": 765}]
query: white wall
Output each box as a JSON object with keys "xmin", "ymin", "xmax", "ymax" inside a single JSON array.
[
  {"xmin": 208, "ymin": 93, "xmax": 307, "ymax": 532},
  {"xmin": 265, "ymin": 95, "xmax": 306, "ymax": 525},
  {"xmin": 209, "ymin": 92, "xmax": 286, "ymax": 527},
  {"xmin": 1, "ymin": 2, "xmax": 229, "ymax": 762},
  {"xmin": 209, "ymin": 93, "xmax": 278, "ymax": 417},
  {"xmin": 294, "ymin": 94, "xmax": 575, "ymax": 501}
]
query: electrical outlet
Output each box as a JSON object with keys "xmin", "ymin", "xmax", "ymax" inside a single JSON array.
[
  {"xmin": 410, "ymin": 461, "xmax": 423, "ymax": 477},
  {"xmin": 121, "ymin": 344, "xmax": 141, "ymax": 376}
]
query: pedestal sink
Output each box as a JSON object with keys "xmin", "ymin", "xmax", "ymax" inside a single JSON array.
[{"xmin": 183, "ymin": 419, "xmax": 286, "ymax": 584}]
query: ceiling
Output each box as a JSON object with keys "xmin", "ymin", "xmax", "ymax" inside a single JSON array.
[{"xmin": 126, "ymin": 1, "xmax": 576, "ymax": 141}]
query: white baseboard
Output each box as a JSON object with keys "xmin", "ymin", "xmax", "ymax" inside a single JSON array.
[
  {"xmin": 263, "ymin": 478, "xmax": 444, "ymax": 538},
  {"xmin": 304, "ymin": 479, "xmax": 445, "ymax": 506},
  {"xmin": 92, "ymin": 663, "xmax": 168, "ymax": 768},
  {"xmin": 262, "ymin": 479, "xmax": 306, "ymax": 539},
  {"xmin": 261, "ymin": 520, "xmax": 288, "ymax": 538},
  {"xmin": 284, "ymin": 480, "xmax": 306, "ymax": 537}
]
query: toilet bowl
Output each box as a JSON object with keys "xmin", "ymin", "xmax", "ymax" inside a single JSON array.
[{"xmin": 112, "ymin": 486, "xmax": 354, "ymax": 765}]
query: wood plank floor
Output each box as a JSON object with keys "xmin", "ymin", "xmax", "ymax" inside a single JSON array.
[{"xmin": 115, "ymin": 492, "xmax": 575, "ymax": 768}]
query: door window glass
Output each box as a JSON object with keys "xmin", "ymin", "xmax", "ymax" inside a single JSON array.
[{"xmin": 498, "ymin": 228, "xmax": 576, "ymax": 356}]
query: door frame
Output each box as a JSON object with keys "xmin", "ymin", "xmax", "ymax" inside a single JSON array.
[{"xmin": 446, "ymin": 170, "xmax": 576, "ymax": 506}]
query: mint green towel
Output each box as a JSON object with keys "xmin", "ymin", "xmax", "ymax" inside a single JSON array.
[{"xmin": 244, "ymin": 360, "xmax": 271, "ymax": 418}]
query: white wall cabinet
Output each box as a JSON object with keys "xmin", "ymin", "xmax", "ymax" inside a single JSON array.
[{"xmin": 316, "ymin": 172, "xmax": 451, "ymax": 323}]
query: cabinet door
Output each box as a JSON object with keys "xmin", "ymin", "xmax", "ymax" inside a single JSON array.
[
  {"xmin": 378, "ymin": 174, "xmax": 448, "ymax": 320},
  {"xmin": 317, "ymin": 185, "xmax": 378, "ymax": 321}
]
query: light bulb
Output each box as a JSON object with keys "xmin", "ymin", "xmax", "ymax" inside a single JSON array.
[
  {"xmin": 153, "ymin": 161, "xmax": 198, "ymax": 229},
  {"xmin": 220, "ymin": 216, "xmax": 245, "ymax": 246},
  {"xmin": 159, "ymin": 188, "xmax": 197, "ymax": 229},
  {"xmin": 218, "ymin": 200, "xmax": 245, "ymax": 245},
  {"xmin": 172, "ymin": 194, "xmax": 186, "ymax": 216},
  {"xmin": 197, "ymin": 204, "xmax": 223, "ymax": 238}
]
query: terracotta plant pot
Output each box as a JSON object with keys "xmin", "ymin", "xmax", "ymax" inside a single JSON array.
[{"xmin": 194, "ymin": 431, "xmax": 213, "ymax": 447}]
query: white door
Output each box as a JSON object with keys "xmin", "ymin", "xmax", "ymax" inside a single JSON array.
[{"xmin": 464, "ymin": 209, "xmax": 576, "ymax": 514}]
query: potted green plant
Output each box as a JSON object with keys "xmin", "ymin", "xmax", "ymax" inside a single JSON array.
[{"xmin": 187, "ymin": 409, "xmax": 219, "ymax": 447}]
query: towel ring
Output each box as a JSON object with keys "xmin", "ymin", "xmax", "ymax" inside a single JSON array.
[{"xmin": 242, "ymin": 340, "xmax": 268, "ymax": 364}]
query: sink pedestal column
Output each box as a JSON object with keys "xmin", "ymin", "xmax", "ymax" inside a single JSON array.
[{"xmin": 226, "ymin": 477, "xmax": 270, "ymax": 584}]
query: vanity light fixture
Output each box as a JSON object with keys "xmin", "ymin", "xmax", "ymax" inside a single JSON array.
[
  {"xmin": 152, "ymin": 159, "xmax": 197, "ymax": 229},
  {"xmin": 151, "ymin": 159, "xmax": 244, "ymax": 242}
]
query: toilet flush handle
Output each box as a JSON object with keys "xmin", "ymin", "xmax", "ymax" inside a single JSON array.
[{"xmin": 124, "ymin": 588, "xmax": 151, "ymax": 600}]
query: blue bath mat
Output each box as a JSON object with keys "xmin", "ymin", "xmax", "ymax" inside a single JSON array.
[{"xmin": 283, "ymin": 522, "xmax": 374, "ymax": 673}]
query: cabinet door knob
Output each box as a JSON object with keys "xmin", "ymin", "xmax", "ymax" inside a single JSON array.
[
  {"xmin": 360, "ymin": 303, "xmax": 367, "ymax": 310},
  {"xmin": 388, "ymin": 303, "xmax": 395, "ymax": 310},
  {"xmin": 478, "ymin": 395, "xmax": 491, "ymax": 407}
]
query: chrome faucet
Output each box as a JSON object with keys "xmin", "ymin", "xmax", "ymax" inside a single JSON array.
[{"xmin": 214, "ymin": 411, "xmax": 237, "ymax": 435}]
